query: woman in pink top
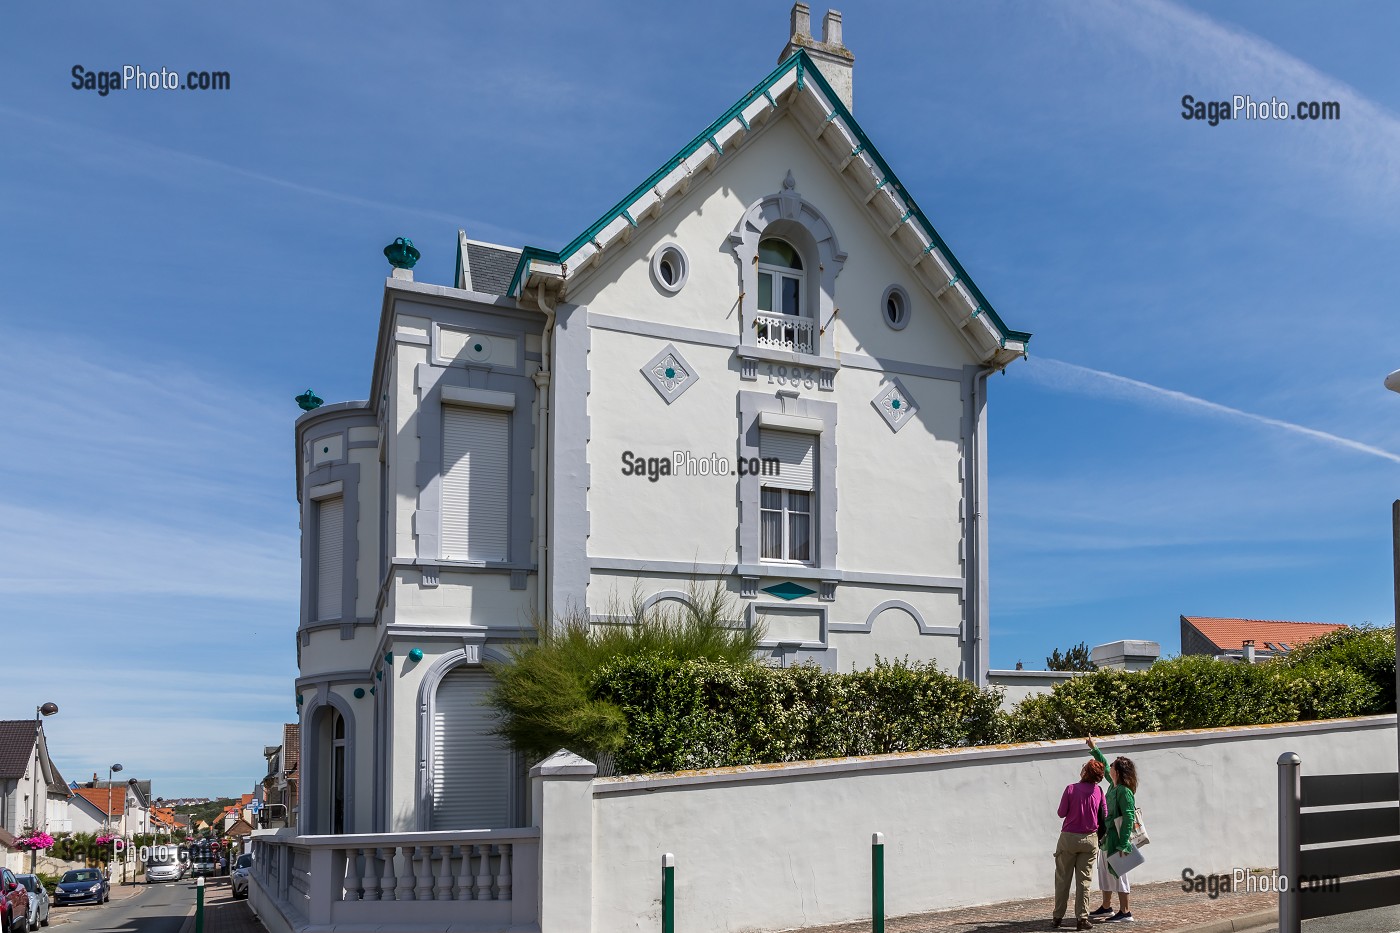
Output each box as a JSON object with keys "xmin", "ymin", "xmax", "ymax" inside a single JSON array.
[{"xmin": 1052, "ymin": 758, "xmax": 1107, "ymax": 929}]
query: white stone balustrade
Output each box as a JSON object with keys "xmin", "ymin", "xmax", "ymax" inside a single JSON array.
[{"xmin": 249, "ymin": 828, "xmax": 539, "ymax": 933}]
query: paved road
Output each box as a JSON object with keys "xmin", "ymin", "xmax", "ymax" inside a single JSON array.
[
  {"xmin": 1250, "ymin": 905, "xmax": 1400, "ymax": 933},
  {"xmin": 49, "ymin": 881, "xmax": 198, "ymax": 933}
]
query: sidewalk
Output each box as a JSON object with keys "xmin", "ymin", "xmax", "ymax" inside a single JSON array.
[
  {"xmin": 178, "ymin": 879, "xmax": 265, "ymax": 933},
  {"xmin": 798, "ymin": 881, "xmax": 1275, "ymax": 933}
]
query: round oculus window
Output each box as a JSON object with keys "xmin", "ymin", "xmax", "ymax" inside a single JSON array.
[
  {"xmin": 651, "ymin": 244, "xmax": 688, "ymax": 294},
  {"xmin": 882, "ymin": 285, "xmax": 910, "ymax": 331}
]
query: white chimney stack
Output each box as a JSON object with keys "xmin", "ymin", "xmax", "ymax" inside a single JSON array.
[
  {"xmin": 1243, "ymin": 639, "xmax": 1256, "ymax": 664},
  {"xmin": 780, "ymin": 3, "xmax": 855, "ymax": 111}
]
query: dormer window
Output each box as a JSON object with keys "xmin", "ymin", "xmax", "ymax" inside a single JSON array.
[{"xmin": 755, "ymin": 238, "xmax": 815, "ymax": 354}]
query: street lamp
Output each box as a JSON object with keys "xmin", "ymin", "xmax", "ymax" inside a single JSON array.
[
  {"xmin": 30, "ymin": 703, "xmax": 58, "ymax": 871},
  {"xmin": 106, "ymin": 764, "xmax": 123, "ymax": 835}
]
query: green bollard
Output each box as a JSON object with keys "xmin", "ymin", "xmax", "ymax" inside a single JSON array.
[
  {"xmin": 872, "ymin": 833, "xmax": 884, "ymax": 933},
  {"xmin": 195, "ymin": 876, "xmax": 205, "ymax": 933},
  {"xmin": 661, "ymin": 853, "xmax": 675, "ymax": 933}
]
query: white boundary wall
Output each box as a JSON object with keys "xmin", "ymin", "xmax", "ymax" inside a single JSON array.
[{"xmin": 531, "ymin": 716, "xmax": 1397, "ymax": 932}]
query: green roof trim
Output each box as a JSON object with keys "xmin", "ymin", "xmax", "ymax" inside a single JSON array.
[{"xmin": 506, "ymin": 50, "xmax": 1030, "ymax": 347}]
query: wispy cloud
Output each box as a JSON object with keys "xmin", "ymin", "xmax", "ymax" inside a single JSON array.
[
  {"xmin": 1070, "ymin": 0, "xmax": 1400, "ymax": 212},
  {"xmin": 0, "ymin": 105, "xmax": 539, "ymax": 246},
  {"xmin": 1023, "ymin": 357, "xmax": 1400, "ymax": 466}
]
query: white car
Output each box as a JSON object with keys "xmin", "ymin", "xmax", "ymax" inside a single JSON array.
[
  {"xmin": 14, "ymin": 876, "xmax": 48, "ymax": 929},
  {"xmin": 229, "ymin": 854, "xmax": 252, "ymax": 900}
]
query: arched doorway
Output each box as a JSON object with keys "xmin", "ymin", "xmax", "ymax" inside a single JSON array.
[{"xmin": 310, "ymin": 704, "xmax": 349, "ymax": 834}]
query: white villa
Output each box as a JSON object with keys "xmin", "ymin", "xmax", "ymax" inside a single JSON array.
[{"xmin": 262, "ymin": 11, "xmax": 1030, "ymax": 930}]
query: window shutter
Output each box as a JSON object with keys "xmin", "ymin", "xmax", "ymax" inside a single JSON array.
[
  {"xmin": 760, "ymin": 429, "xmax": 816, "ymax": 491},
  {"xmin": 315, "ymin": 497, "xmax": 343, "ymax": 621},
  {"xmin": 441, "ymin": 406, "xmax": 510, "ymax": 561},
  {"xmin": 431, "ymin": 667, "xmax": 511, "ymax": 829}
]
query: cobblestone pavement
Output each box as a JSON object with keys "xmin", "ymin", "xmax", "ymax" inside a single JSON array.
[{"xmin": 796, "ymin": 880, "xmax": 1274, "ymax": 932}]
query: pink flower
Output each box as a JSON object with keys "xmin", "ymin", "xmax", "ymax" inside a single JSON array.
[{"xmin": 15, "ymin": 832, "xmax": 55, "ymax": 851}]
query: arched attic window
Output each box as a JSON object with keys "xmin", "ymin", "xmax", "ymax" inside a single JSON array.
[{"xmin": 755, "ymin": 238, "xmax": 814, "ymax": 353}]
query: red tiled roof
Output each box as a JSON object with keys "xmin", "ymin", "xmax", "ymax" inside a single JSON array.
[
  {"xmin": 283, "ymin": 724, "xmax": 300, "ymax": 771},
  {"xmin": 73, "ymin": 786, "xmax": 125, "ymax": 816},
  {"xmin": 1182, "ymin": 617, "xmax": 1347, "ymax": 652}
]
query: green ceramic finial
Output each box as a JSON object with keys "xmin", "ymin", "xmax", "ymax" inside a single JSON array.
[
  {"xmin": 408, "ymin": 647, "xmax": 424, "ymax": 662},
  {"xmin": 296, "ymin": 389, "xmax": 324, "ymax": 412},
  {"xmin": 384, "ymin": 237, "xmax": 421, "ymax": 270},
  {"xmin": 353, "ymin": 688, "xmax": 365, "ymax": 699}
]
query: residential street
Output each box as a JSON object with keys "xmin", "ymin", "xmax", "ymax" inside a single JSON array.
[{"xmin": 48, "ymin": 880, "xmax": 195, "ymax": 933}]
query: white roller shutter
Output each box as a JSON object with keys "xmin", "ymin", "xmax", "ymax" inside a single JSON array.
[
  {"xmin": 760, "ymin": 429, "xmax": 816, "ymax": 491},
  {"xmin": 431, "ymin": 668, "xmax": 511, "ymax": 829},
  {"xmin": 316, "ymin": 497, "xmax": 343, "ymax": 621},
  {"xmin": 442, "ymin": 406, "xmax": 510, "ymax": 561}
]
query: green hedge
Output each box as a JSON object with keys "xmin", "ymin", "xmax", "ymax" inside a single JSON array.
[
  {"xmin": 491, "ymin": 619, "xmax": 1395, "ymax": 775},
  {"xmin": 1273, "ymin": 625, "xmax": 1395, "ymax": 714},
  {"xmin": 591, "ymin": 656, "xmax": 1005, "ymax": 774},
  {"xmin": 1006, "ymin": 655, "xmax": 1378, "ymax": 741}
]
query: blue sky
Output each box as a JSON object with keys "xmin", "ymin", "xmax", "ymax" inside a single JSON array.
[{"xmin": 3, "ymin": 1, "xmax": 1399, "ymax": 796}]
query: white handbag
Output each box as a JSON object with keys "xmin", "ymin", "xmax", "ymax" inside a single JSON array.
[{"xmin": 1132, "ymin": 808, "xmax": 1149, "ymax": 848}]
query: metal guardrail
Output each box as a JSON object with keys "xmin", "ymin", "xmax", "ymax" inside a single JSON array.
[{"xmin": 1277, "ymin": 752, "xmax": 1400, "ymax": 928}]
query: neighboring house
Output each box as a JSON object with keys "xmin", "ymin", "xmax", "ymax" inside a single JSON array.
[
  {"xmin": 292, "ymin": 4, "xmax": 1031, "ymax": 835},
  {"xmin": 0, "ymin": 720, "xmax": 70, "ymax": 869},
  {"xmin": 72, "ymin": 777, "xmax": 153, "ymax": 835},
  {"xmin": 219, "ymin": 794, "xmax": 257, "ymax": 834},
  {"xmin": 260, "ymin": 724, "xmax": 300, "ymax": 829},
  {"xmin": 1180, "ymin": 616, "xmax": 1348, "ymax": 662},
  {"xmin": 67, "ymin": 789, "xmax": 112, "ymax": 834}
]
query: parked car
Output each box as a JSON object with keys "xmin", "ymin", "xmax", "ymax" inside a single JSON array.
[
  {"xmin": 13, "ymin": 876, "xmax": 48, "ymax": 928},
  {"xmin": 52, "ymin": 869, "xmax": 108, "ymax": 907},
  {"xmin": 1, "ymin": 869, "xmax": 29, "ymax": 933},
  {"xmin": 229, "ymin": 854, "xmax": 253, "ymax": 900}
]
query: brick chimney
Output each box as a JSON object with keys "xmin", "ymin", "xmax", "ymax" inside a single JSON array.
[{"xmin": 780, "ymin": 3, "xmax": 855, "ymax": 111}]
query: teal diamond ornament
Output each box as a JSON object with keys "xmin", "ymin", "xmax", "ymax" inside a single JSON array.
[{"xmin": 763, "ymin": 581, "xmax": 816, "ymax": 601}]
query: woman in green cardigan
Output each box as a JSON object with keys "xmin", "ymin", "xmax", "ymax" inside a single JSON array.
[{"xmin": 1086, "ymin": 737, "xmax": 1139, "ymax": 923}]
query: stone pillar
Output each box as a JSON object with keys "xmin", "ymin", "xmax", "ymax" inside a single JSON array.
[{"xmin": 531, "ymin": 750, "xmax": 597, "ymax": 933}]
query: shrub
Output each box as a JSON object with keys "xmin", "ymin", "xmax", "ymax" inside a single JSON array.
[
  {"xmin": 485, "ymin": 580, "xmax": 762, "ymax": 763},
  {"xmin": 1272, "ymin": 625, "xmax": 1395, "ymax": 714},
  {"xmin": 1007, "ymin": 654, "xmax": 1379, "ymax": 741},
  {"xmin": 592, "ymin": 656, "xmax": 1005, "ymax": 774}
]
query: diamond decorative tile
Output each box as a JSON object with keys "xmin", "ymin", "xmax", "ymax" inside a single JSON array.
[
  {"xmin": 871, "ymin": 377, "xmax": 918, "ymax": 433},
  {"xmin": 762, "ymin": 581, "xmax": 816, "ymax": 601},
  {"xmin": 641, "ymin": 343, "xmax": 699, "ymax": 404}
]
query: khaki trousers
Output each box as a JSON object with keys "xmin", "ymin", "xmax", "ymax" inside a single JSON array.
[{"xmin": 1053, "ymin": 831, "xmax": 1098, "ymax": 921}]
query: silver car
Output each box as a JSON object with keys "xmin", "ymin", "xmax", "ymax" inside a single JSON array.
[
  {"xmin": 14, "ymin": 876, "xmax": 48, "ymax": 929},
  {"xmin": 229, "ymin": 854, "xmax": 252, "ymax": 899}
]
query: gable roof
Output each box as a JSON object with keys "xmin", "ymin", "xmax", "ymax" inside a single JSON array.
[
  {"xmin": 502, "ymin": 49, "xmax": 1030, "ymax": 367},
  {"xmin": 0, "ymin": 721, "xmax": 37, "ymax": 779},
  {"xmin": 457, "ymin": 236, "xmax": 522, "ymax": 297},
  {"xmin": 1182, "ymin": 616, "xmax": 1347, "ymax": 652},
  {"xmin": 73, "ymin": 786, "xmax": 125, "ymax": 817}
]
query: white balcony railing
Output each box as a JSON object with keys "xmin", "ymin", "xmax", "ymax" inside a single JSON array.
[
  {"xmin": 754, "ymin": 312, "xmax": 816, "ymax": 354},
  {"xmin": 249, "ymin": 828, "xmax": 539, "ymax": 933}
]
